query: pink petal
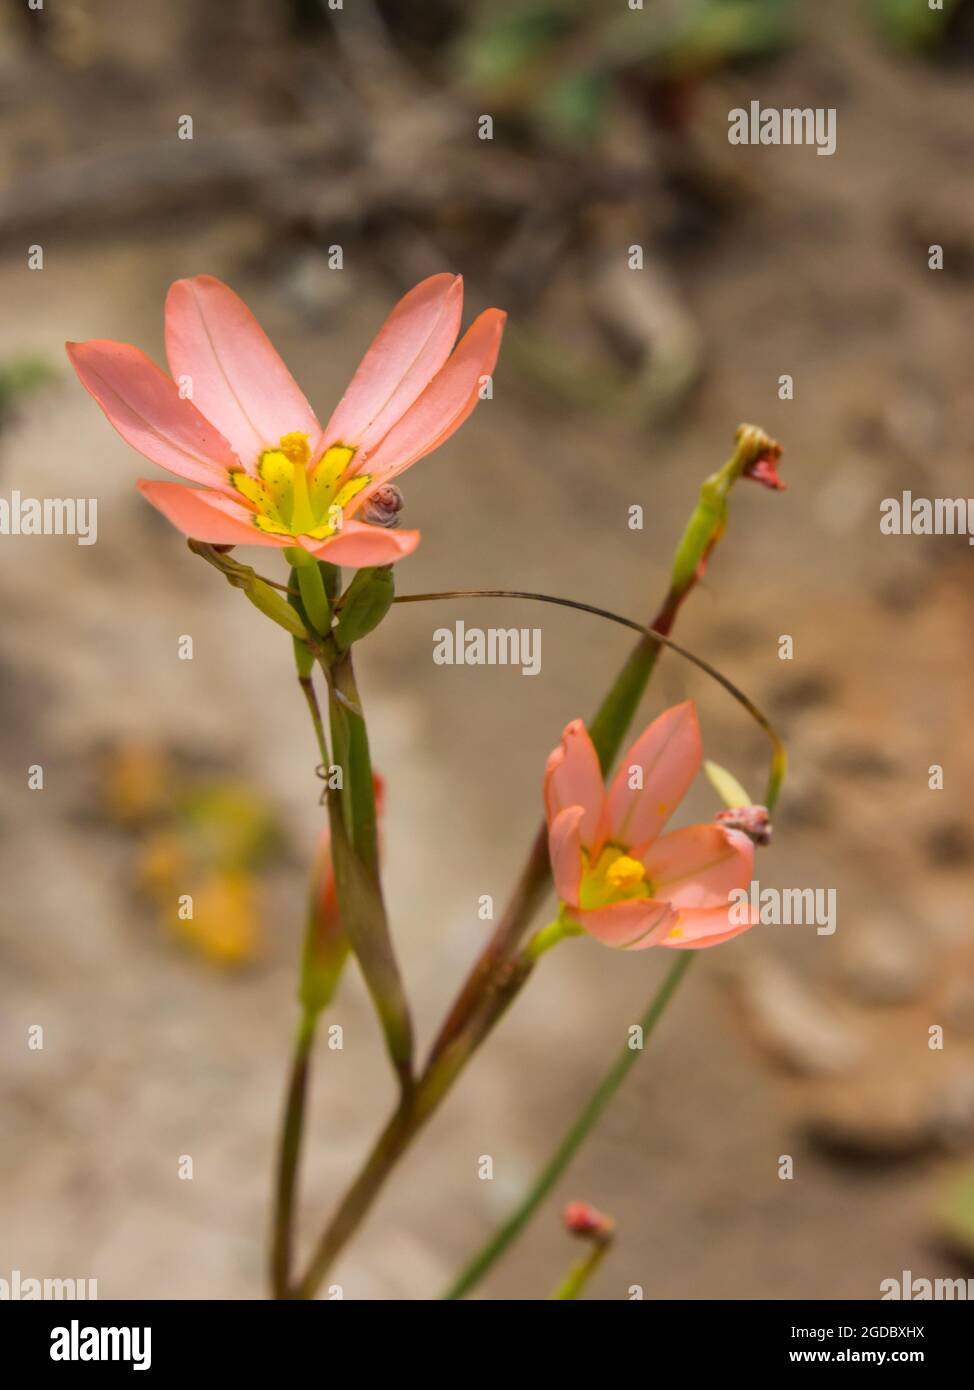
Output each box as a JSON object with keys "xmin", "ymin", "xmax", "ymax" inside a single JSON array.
[
  {"xmin": 543, "ymin": 719, "xmax": 606, "ymax": 851},
  {"xmin": 66, "ymin": 340, "xmax": 239, "ymax": 488},
  {"xmin": 644, "ymin": 825, "xmax": 754, "ymax": 910},
  {"xmin": 165, "ymin": 275, "xmax": 319, "ymax": 467},
  {"xmin": 307, "ymin": 520, "xmax": 420, "ymax": 568},
  {"xmin": 547, "ymin": 805, "xmax": 584, "ymax": 907},
  {"xmin": 138, "ymin": 480, "xmax": 288, "ymax": 547},
  {"xmin": 606, "ymin": 701, "xmax": 702, "ymax": 854},
  {"xmin": 572, "ymin": 899, "xmax": 676, "ymax": 951},
  {"xmin": 355, "ymin": 308, "xmax": 506, "ymax": 485},
  {"xmin": 658, "ymin": 905, "xmax": 755, "ymax": 951},
  {"xmin": 322, "ymin": 274, "xmax": 464, "ymax": 451}
]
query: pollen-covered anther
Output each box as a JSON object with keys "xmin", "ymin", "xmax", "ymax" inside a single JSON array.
[
  {"xmin": 278, "ymin": 432, "xmax": 311, "ymax": 466},
  {"xmin": 605, "ymin": 854, "xmax": 646, "ymax": 891}
]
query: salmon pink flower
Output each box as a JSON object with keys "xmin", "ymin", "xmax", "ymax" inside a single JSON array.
[
  {"xmin": 67, "ymin": 274, "xmax": 505, "ymax": 569},
  {"xmin": 544, "ymin": 702, "xmax": 755, "ymax": 950}
]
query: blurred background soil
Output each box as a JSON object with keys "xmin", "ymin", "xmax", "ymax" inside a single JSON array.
[{"xmin": 2, "ymin": 0, "xmax": 974, "ymax": 1299}]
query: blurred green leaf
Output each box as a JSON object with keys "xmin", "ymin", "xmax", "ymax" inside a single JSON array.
[
  {"xmin": 870, "ymin": 0, "xmax": 962, "ymax": 50},
  {"xmin": 938, "ymin": 1163, "xmax": 974, "ymax": 1258},
  {"xmin": 456, "ymin": 0, "xmax": 577, "ymax": 88},
  {"xmin": 537, "ymin": 69, "xmax": 611, "ymax": 142},
  {"xmin": 599, "ymin": 0, "xmax": 799, "ymax": 74},
  {"xmin": 0, "ymin": 355, "xmax": 58, "ymax": 429}
]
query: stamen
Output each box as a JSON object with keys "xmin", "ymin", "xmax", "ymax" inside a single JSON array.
[
  {"xmin": 289, "ymin": 449, "xmax": 316, "ymax": 536},
  {"xmin": 605, "ymin": 854, "xmax": 646, "ymax": 891},
  {"xmin": 279, "ymin": 432, "xmax": 311, "ymax": 466}
]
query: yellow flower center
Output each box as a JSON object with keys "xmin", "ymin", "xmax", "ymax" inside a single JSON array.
[
  {"xmin": 604, "ymin": 854, "xmax": 646, "ymax": 891},
  {"xmin": 578, "ymin": 846, "xmax": 651, "ymax": 910},
  {"xmin": 230, "ymin": 433, "xmax": 370, "ymax": 539}
]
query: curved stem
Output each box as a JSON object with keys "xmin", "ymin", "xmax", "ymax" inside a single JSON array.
[
  {"xmin": 270, "ymin": 1009, "xmax": 317, "ymax": 1298},
  {"xmin": 550, "ymin": 1238, "xmax": 612, "ymax": 1300},
  {"xmin": 269, "ymin": 663, "xmax": 332, "ymax": 1299},
  {"xmin": 441, "ymin": 951, "xmax": 694, "ymax": 1300},
  {"xmin": 394, "ymin": 589, "xmax": 785, "ymax": 811},
  {"xmin": 293, "ymin": 1093, "xmax": 418, "ymax": 1301},
  {"xmin": 324, "ymin": 651, "xmax": 414, "ymax": 1089}
]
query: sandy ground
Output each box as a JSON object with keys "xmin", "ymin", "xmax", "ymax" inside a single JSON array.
[{"xmin": 2, "ymin": 1, "xmax": 974, "ymax": 1299}]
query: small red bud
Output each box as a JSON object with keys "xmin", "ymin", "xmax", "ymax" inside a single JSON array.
[{"xmin": 562, "ymin": 1201, "xmax": 615, "ymax": 1241}]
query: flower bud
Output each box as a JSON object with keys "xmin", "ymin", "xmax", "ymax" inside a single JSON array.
[
  {"xmin": 245, "ymin": 577, "xmax": 310, "ymax": 639},
  {"xmin": 713, "ymin": 804, "xmax": 772, "ymax": 846},
  {"xmin": 334, "ymin": 566, "xmax": 395, "ymax": 650},
  {"xmin": 740, "ymin": 431, "xmax": 785, "ymax": 491},
  {"xmin": 361, "ymin": 484, "xmax": 404, "ymax": 528},
  {"xmin": 562, "ymin": 1201, "xmax": 615, "ymax": 1242}
]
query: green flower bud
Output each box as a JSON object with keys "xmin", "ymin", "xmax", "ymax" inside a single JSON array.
[
  {"xmin": 245, "ymin": 577, "xmax": 309, "ymax": 639},
  {"xmin": 334, "ymin": 566, "xmax": 395, "ymax": 650}
]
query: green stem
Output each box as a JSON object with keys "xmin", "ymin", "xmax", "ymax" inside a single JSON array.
[
  {"xmin": 323, "ymin": 651, "xmax": 414, "ymax": 1089},
  {"xmin": 270, "ymin": 1009, "xmax": 317, "ymax": 1298},
  {"xmin": 293, "ymin": 1093, "xmax": 418, "ymax": 1301},
  {"xmin": 550, "ymin": 1239, "xmax": 612, "ymax": 1300},
  {"xmin": 525, "ymin": 912, "xmax": 580, "ymax": 961},
  {"xmin": 268, "ymin": 655, "xmax": 333, "ymax": 1299},
  {"xmin": 293, "ymin": 947, "xmax": 537, "ymax": 1301},
  {"xmin": 328, "ymin": 651, "xmax": 380, "ymax": 876},
  {"xmin": 298, "ymin": 670, "xmax": 329, "ymax": 769},
  {"xmin": 441, "ymin": 951, "xmax": 694, "ymax": 1300},
  {"xmin": 286, "ymin": 546, "xmax": 331, "ymax": 636}
]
